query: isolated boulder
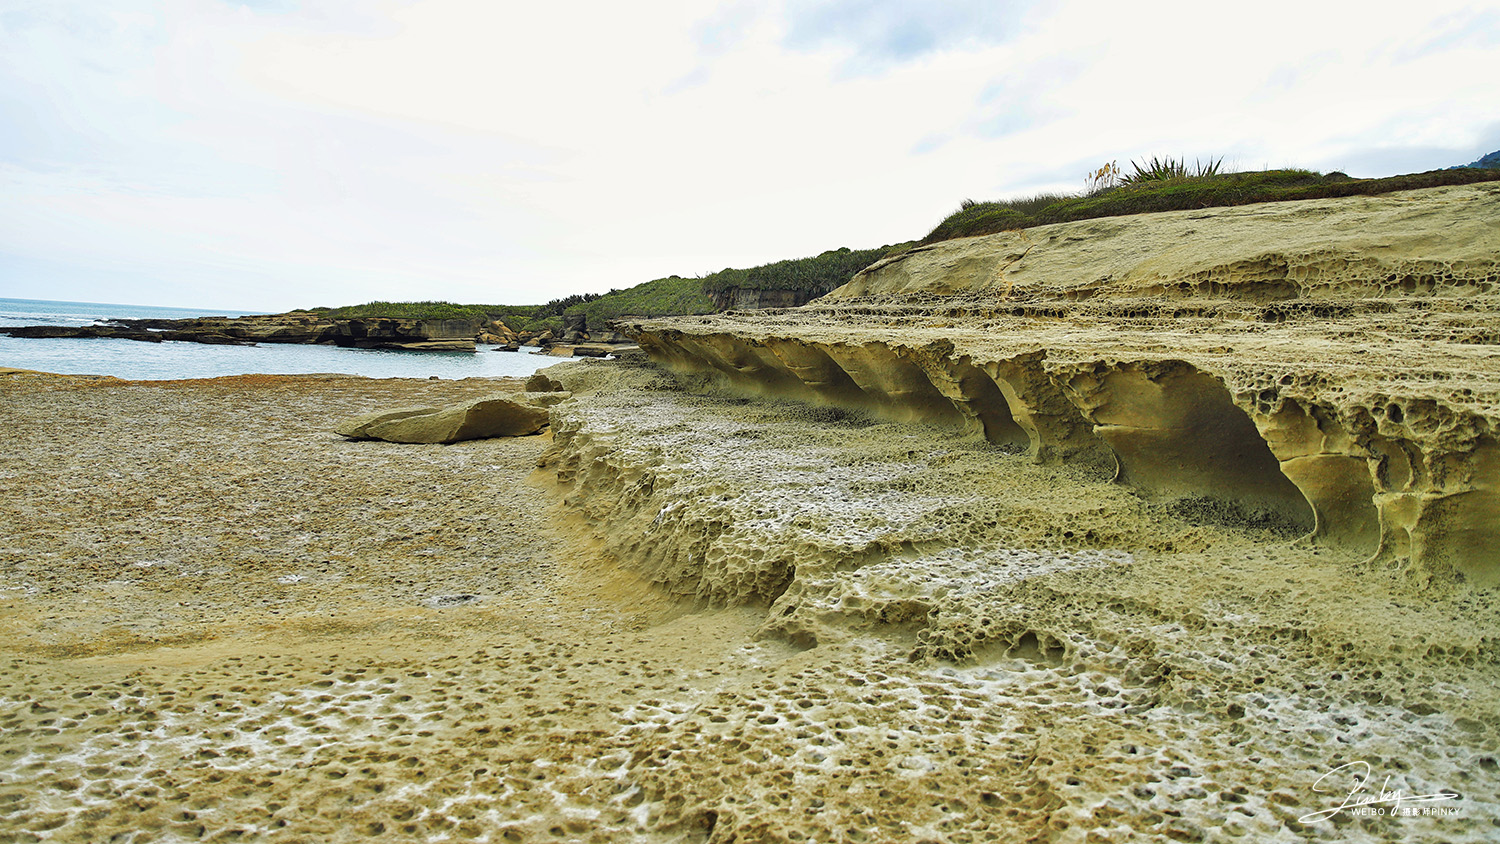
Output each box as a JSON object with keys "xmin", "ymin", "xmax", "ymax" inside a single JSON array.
[
  {"xmin": 333, "ymin": 406, "xmax": 442, "ymax": 439},
  {"xmin": 335, "ymin": 396, "xmax": 549, "ymax": 444}
]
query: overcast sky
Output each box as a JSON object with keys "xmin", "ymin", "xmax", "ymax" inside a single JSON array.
[{"xmin": 1, "ymin": 0, "xmax": 1496, "ymax": 312}]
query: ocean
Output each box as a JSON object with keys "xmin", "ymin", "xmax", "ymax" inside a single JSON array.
[{"xmin": 0, "ymin": 298, "xmax": 565, "ymax": 381}]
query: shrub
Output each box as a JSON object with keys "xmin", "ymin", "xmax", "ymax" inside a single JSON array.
[
  {"xmin": 519, "ymin": 315, "xmax": 564, "ymax": 335},
  {"xmin": 700, "ymin": 246, "xmax": 910, "ymax": 295},
  {"xmin": 316, "ymin": 301, "xmax": 521, "ymax": 321},
  {"xmin": 925, "ymin": 205, "xmax": 1032, "ymax": 243},
  {"xmin": 564, "ymin": 275, "xmax": 718, "ymax": 326},
  {"xmin": 532, "ymin": 293, "xmax": 604, "ymax": 319}
]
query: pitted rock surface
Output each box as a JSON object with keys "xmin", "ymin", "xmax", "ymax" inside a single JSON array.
[{"xmin": 624, "ymin": 183, "xmax": 1500, "ymax": 587}]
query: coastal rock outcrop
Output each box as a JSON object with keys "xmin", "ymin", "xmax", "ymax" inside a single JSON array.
[
  {"xmin": 324, "ymin": 316, "xmax": 482, "ymax": 351},
  {"xmin": 335, "ymin": 395, "xmax": 550, "ymax": 443},
  {"xmin": 620, "ymin": 183, "xmax": 1500, "ymax": 587},
  {"xmin": 520, "ymin": 390, "xmax": 572, "ymax": 407},
  {"xmin": 2, "ymin": 312, "xmax": 484, "ymax": 351}
]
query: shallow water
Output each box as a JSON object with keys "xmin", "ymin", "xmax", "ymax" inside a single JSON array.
[{"xmin": 0, "ymin": 297, "xmax": 561, "ymax": 380}]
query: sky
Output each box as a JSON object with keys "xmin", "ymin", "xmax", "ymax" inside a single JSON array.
[{"xmin": 1, "ymin": 1, "xmax": 1497, "ymax": 312}]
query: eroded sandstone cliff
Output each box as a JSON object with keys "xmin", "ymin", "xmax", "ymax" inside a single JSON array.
[
  {"xmin": 531, "ymin": 353, "xmax": 1498, "ymax": 840},
  {"xmin": 620, "ymin": 183, "xmax": 1500, "ymax": 588}
]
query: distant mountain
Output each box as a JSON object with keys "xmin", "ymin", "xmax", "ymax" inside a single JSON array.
[{"xmin": 1452, "ymin": 149, "xmax": 1500, "ymax": 169}]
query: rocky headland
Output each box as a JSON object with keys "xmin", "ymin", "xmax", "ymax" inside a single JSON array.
[
  {"xmin": 3, "ymin": 312, "xmax": 490, "ymax": 351},
  {"xmin": 2, "ymin": 310, "xmax": 642, "ymax": 355}
]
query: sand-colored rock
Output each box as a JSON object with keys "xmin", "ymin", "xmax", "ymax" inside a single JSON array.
[
  {"xmin": 520, "ymin": 389, "xmax": 572, "ymax": 407},
  {"xmin": 525, "ymin": 371, "xmax": 565, "ymax": 392},
  {"xmin": 7, "ymin": 184, "xmax": 1500, "ymax": 842},
  {"xmin": 831, "ymin": 182, "xmax": 1500, "ymax": 301},
  {"xmin": 333, "ymin": 405, "xmax": 443, "ymax": 439},
  {"xmin": 535, "ymin": 359, "xmax": 1499, "ymax": 840},
  {"xmin": 382, "ymin": 339, "xmax": 474, "ymax": 351},
  {"xmin": 624, "ymin": 183, "xmax": 1500, "ymax": 587},
  {"xmin": 4, "ymin": 361, "xmax": 1497, "ymax": 842},
  {"xmin": 571, "ymin": 343, "xmax": 615, "ymax": 358},
  {"xmin": 335, "ymin": 395, "xmax": 549, "ymax": 443}
]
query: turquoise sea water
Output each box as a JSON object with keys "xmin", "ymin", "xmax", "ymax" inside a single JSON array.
[{"xmin": 0, "ymin": 298, "xmax": 563, "ymax": 381}]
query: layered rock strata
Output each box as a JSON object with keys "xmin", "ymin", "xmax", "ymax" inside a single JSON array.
[
  {"xmin": 709, "ymin": 285, "xmax": 836, "ymax": 310},
  {"xmin": 623, "ymin": 183, "xmax": 1500, "ymax": 587}
]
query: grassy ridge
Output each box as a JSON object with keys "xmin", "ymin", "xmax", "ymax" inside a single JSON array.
[
  {"xmin": 700, "ymin": 246, "xmax": 905, "ymax": 294},
  {"xmin": 309, "ymin": 301, "xmax": 528, "ymax": 321},
  {"xmin": 565, "ymin": 276, "xmax": 718, "ymax": 326},
  {"xmin": 311, "ymin": 298, "xmax": 598, "ymax": 335},
  {"xmin": 564, "ymin": 246, "xmax": 909, "ymax": 326},
  {"xmin": 925, "ymin": 166, "xmax": 1500, "ymax": 244}
]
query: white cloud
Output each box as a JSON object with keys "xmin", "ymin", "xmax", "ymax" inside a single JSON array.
[{"xmin": 0, "ymin": 0, "xmax": 1496, "ymax": 311}]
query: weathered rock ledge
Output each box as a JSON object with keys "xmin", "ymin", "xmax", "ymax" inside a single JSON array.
[
  {"xmin": 623, "ymin": 183, "xmax": 1500, "ymax": 587},
  {"xmin": 2, "ymin": 312, "xmax": 485, "ymax": 351}
]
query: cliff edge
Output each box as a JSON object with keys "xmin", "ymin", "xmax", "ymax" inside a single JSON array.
[{"xmin": 624, "ymin": 182, "xmax": 1500, "ymax": 587}]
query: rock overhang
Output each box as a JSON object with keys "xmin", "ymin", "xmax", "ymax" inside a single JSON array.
[{"xmin": 618, "ymin": 184, "xmax": 1500, "ymax": 587}]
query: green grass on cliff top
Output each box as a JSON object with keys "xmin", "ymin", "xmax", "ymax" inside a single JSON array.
[
  {"xmin": 313, "ymin": 165, "xmax": 1500, "ymax": 327},
  {"xmin": 564, "ymin": 275, "xmax": 719, "ymax": 325},
  {"xmin": 563, "ymin": 244, "xmax": 912, "ymax": 325},
  {"xmin": 924, "ymin": 166, "xmax": 1500, "ymax": 244},
  {"xmin": 309, "ymin": 301, "xmax": 532, "ymax": 321},
  {"xmin": 697, "ymin": 246, "xmax": 905, "ymax": 294}
]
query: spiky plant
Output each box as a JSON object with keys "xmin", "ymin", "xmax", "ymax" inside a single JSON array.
[{"xmin": 1121, "ymin": 156, "xmax": 1224, "ymax": 184}]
